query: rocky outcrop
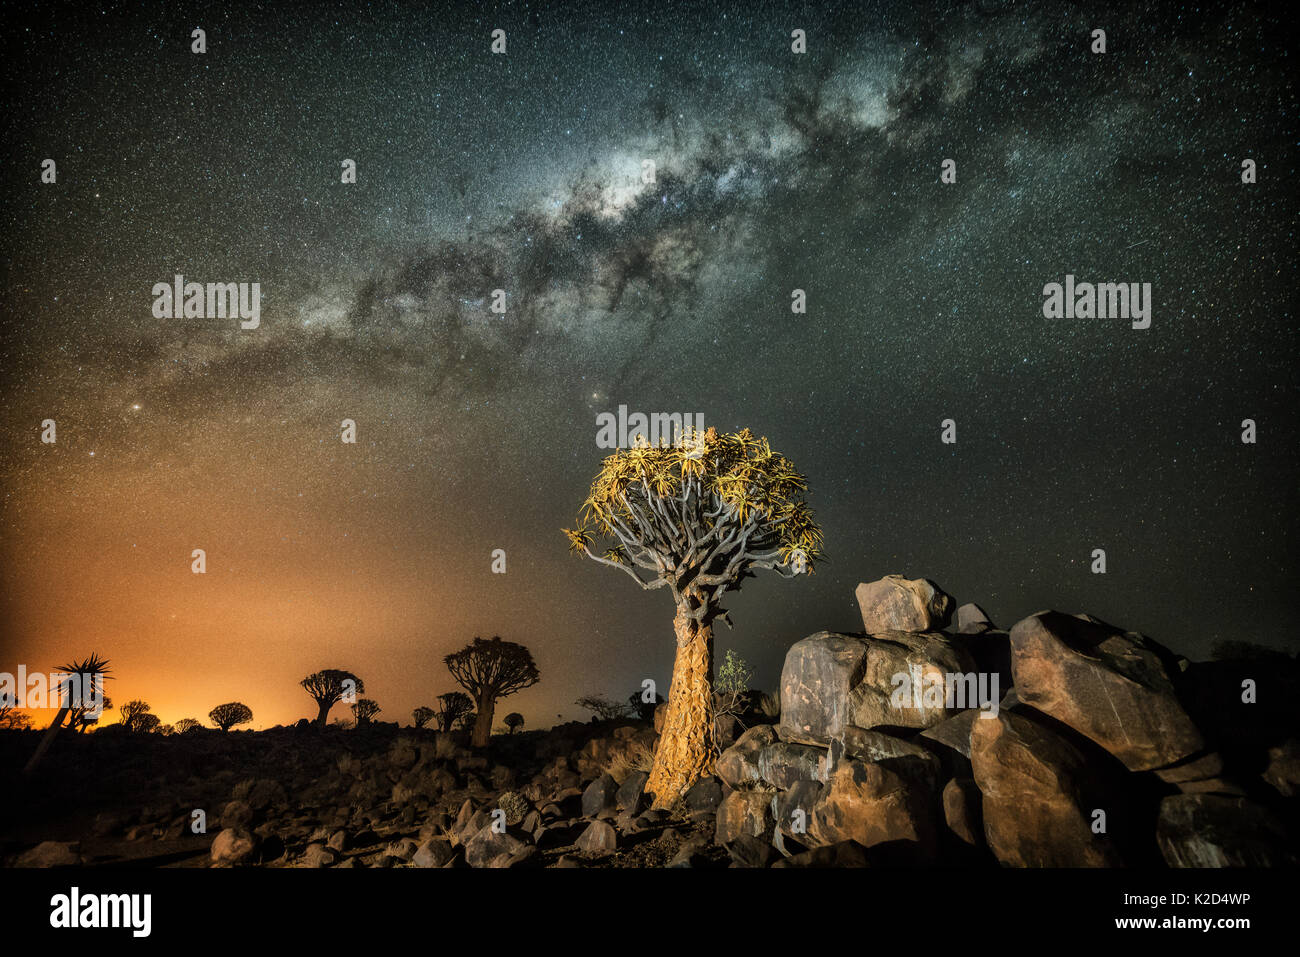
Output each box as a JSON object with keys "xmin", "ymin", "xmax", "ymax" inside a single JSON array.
[{"xmin": 855, "ymin": 575, "xmax": 954, "ymax": 633}]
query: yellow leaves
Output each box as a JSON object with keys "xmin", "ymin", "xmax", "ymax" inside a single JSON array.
[{"xmin": 562, "ymin": 526, "xmax": 593, "ymax": 555}]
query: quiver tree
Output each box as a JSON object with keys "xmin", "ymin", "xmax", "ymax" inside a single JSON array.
[
  {"xmin": 300, "ymin": 669, "xmax": 364, "ymax": 729},
  {"xmin": 351, "ymin": 698, "xmax": 381, "ymax": 727},
  {"xmin": 412, "ymin": 706, "xmax": 436, "ymax": 729},
  {"xmin": 433, "ymin": 691, "xmax": 473, "ymax": 732},
  {"xmin": 209, "ymin": 701, "xmax": 253, "ymax": 732},
  {"xmin": 71, "ymin": 694, "xmax": 112, "ymax": 733},
  {"xmin": 503, "ymin": 712, "xmax": 525, "ymax": 734},
  {"xmin": 118, "ymin": 699, "xmax": 154, "ymax": 733},
  {"xmin": 175, "ymin": 718, "xmax": 202, "ymax": 733},
  {"xmin": 22, "ymin": 652, "xmax": 111, "ymax": 774},
  {"xmin": 563, "ymin": 427, "xmax": 822, "ymax": 807},
  {"xmin": 444, "ymin": 637, "xmax": 540, "ymax": 748}
]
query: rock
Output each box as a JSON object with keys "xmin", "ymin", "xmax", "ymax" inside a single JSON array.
[
  {"xmin": 715, "ymin": 788, "xmax": 776, "ymax": 845},
  {"xmin": 15, "ymin": 841, "xmax": 82, "ymax": 868},
  {"xmin": 779, "ymin": 630, "xmax": 977, "ymax": 745},
  {"xmin": 757, "ymin": 741, "xmax": 825, "ymax": 789},
  {"xmin": 809, "ymin": 758, "xmax": 937, "ymax": 862},
  {"xmin": 464, "ymin": 825, "xmax": 533, "ymax": 868},
  {"xmin": 1008, "ymin": 611, "xmax": 1203, "ymax": 771},
  {"xmin": 233, "ymin": 778, "xmax": 288, "ymax": 811},
  {"xmin": 220, "ymin": 799, "xmax": 255, "ymax": 829},
  {"xmin": 1153, "ymin": 751, "xmax": 1225, "ymax": 787},
  {"xmin": 412, "ymin": 837, "xmax": 455, "ymax": 868},
  {"xmin": 970, "ymin": 709, "xmax": 1121, "ymax": 867},
  {"xmin": 773, "ymin": 840, "xmax": 871, "ymax": 868},
  {"xmin": 773, "ymin": 780, "xmax": 823, "ymax": 840},
  {"xmin": 855, "ymin": 575, "xmax": 953, "ymax": 633},
  {"xmin": 581, "ymin": 774, "xmax": 619, "ymax": 818},
  {"xmin": 327, "ymin": 830, "xmax": 349, "ymax": 852},
  {"xmin": 727, "ymin": 834, "xmax": 776, "ymax": 868},
  {"xmin": 535, "ymin": 821, "xmax": 584, "ymax": 850},
  {"xmin": 299, "ymin": 843, "xmax": 338, "ymax": 868},
  {"xmin": 667, "ymin": 836, "xmax": 710, "ymax": 868},
  {"xmin": 941, "ymin": 777, "xmax": 983, "ymax": 847},
  {"xmin": 1263, "ymin": 740, "xmax": 1300, "ymax": 797},
  {"xmin": 834, "ymin": 726, "xmax": 942, "ymax": 791},
  {"xmin": 654, "ymin": 702, "xmax": 669, "ymax": 735},
  {"xmin": 778, "ymin": 632, "xmax": 870, "ymax": 746},
  {"xmin": 683, "ymin": 777, "xmax": 723, "ymax": 817},
  {"xmin": 716, "ymin": 724, "xmax": 778, "ymax": 788},
  {"xmin": 210, "ymin": 827, "xmax": 259, "ymax": 865},
  {"xmin": 1157, "ymin": 794, "xmax": 1292, "ymax": 867},
  {"xmin": 918, "ymin": 710, "xmax": 979, "ymax": 760},
  {"xmin": 615, "ymin": 770, "xmax": 649, "ymax": 813},
  {"xmin": 575, "ymin": 820, "xmax": 618, "ymax": 856},
  {"xmin": 956, "ymin": 602, "xmax": 994, "ymax": 633}
]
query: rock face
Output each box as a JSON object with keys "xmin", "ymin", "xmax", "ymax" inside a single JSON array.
[
  {"xmin": 715, "ymin": 788, "xmax": 776, "ymax": 845},
  {"xmin": 1156, "ymin": 795, "xmax": 1293, "ymax": 867},
  {"xmin": 716, "ymin": 724, "xmax": 778, "ymax": 788},
  {"xmin": 779, "ymin": 630, "xmax": 975, "ymax": 746},
  {"xmin": 1009, "ymin": 611, "xmax": 1203, "ymax": 771},
  {"xmin": 809, "ymin": 758, "xmax": 937, "ymax": 861},
  {"xmin": 970, "ymin": 710, "xmax": 1121, "ymax": 868},
  {"xmin": 757, "ymin": 741, "xmax": 825, "ymax": 789},
  {"xmin": 855, "ymin": 575, "xmax": 953, "ymax": 633}
]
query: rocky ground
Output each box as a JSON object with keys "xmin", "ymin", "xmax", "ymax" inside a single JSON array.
[{"xmin": 3, "ymin": 574, "xmax": 1298, "ymax": 868}]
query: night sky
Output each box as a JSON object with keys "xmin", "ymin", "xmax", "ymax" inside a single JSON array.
[{"xmin": 1, "ymin": 0, "xmax": 1296, "ymax": 731}]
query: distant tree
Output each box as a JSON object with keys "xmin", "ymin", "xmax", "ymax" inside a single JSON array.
[
  {"xmin": 157, "ymin": 723, "xmax": 176, "ymax": 736},
  {"xmin": 503, "ymin": 712, "xmax": 525, "ymax": 734},
  {"xmin": 71, "ymin": 695, "xmax": 113, "ymax": 734},
  {"xmin": 563, "ymin": 427, "xmax": 822, "ymax": 806},
  {"xmin": 0, "ymin": 707, "xmax": 32, "ymax": 730},
  {"xmin": 433, "ymin": 692, "xmax": 473, "ymax": 732},
  {"xmin": 175, "ymin": 718, "xmax": 202, "ymax": 734},
  {"xmin": 136, "ymin": 713, "xmax": 161, "ymax": 734},
  {"xmin": 351, "ymin": 699, "xmax": 381, "ymax": 727},
  {"xmin": 301, "ymin": 670, "xmax": 364, "ymax": 729},
  {"xmin": 330, "ymin": 716, "xmax": 354, "ymax": 730},
  {"xmin": 629, "ymin": 689, "xmax": 664, "ymax": 722},
  {"xmin": 445, "ymin": 637, "xmax": 540, "ymax": 748},
  {"xmin": 576, "ymin": 694, "xmax": 633, "ymax": 721},
  {"xmin": 412, "ymin": 706, "xmax": 436, "ymax": 729},
  {"xmin": 209, "ymin": 702, "xmax": 254, "ymax": 732},
  {"xmin": 118, "ymin": 699, "xmax": 153, "ymax": 733},
  {"xmin": 22, "ymin": 652, "xmax": 112, "ymax": 775}
]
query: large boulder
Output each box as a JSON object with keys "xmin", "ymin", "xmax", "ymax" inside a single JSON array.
[
  {"xmin": 970, "ymin": 709, "xmax": 1121, "ymax": 867},
  {"xmin": 757, "ymin": 741, "xmax": 825, "ymax": 789},
  {"xmin": 210, "ymin": 828, "xmax": 259, "ymax": 866},
  {"xmin": 855, "ymin": 575, "xmax": 953, "ymax": 633},
  {"xmin": 808, "ymin": 758, "xmax": 937, "ymax": 862},
  {"xmin": 778, "ymin": 631, "xmax": 974, "ymax": 746},
  {"xmin": 955, "ymin": 602, "xmax": 994, "ymax": 633},
  {"xmin": 464, "ymin": 825, "xmax": 534, "ymax": 868},
  {"xmin": 716, "ymin": 724, "xmax": 778, "ymax": 788},
  {"xmin": 1156, "ymin": 794, "xmax": 1293, "ymax": 867},
  {"xmin": 580, "ymin": 774, "xmax": 619, "ymax": 818},
  {"xmin": 1008, "ymin": 611, "xmax": 1203, "ymax": 771},
  {"xmin": 715, "ymin": 788, "xmax": 776, "ymax": 845}
]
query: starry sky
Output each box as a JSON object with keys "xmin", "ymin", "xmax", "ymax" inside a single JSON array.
[{"xmin": 1, "ymin": 0, "xmax": 1296, "ymax": 731}]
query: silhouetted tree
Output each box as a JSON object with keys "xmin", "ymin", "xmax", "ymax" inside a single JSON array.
[
  {"xmin": 22, "ymin": 652, "xmax": 112, "ymax": 774},
  {"xmin": 434, "ymin": 692, "xmax": 473, "ymax": 732},
  {"xmin": 445, "ymin": 636, "xmax": 540, "ymax": 748},
  {"xmin": 209, "ymin": 702, "xmax": 254, "ymax": 732},
  {"xmin": 503, "ymin": 712, "xmax": 525, "ymax": 734},
  {"xmin": 301, "ymin": 670, "xmax": 364, "ymax": 729},
  {"xmin": 135, "ymin": 713, "xmax": 161, "ymax": 734},
  {"xmin": 576, "ymin": 694, "xmax": 632, "ymax": 721},
  {"xmin": 412, "ymin": 706, "xmax": 436, "ymax": 729},
  {"xmin": 564, "ymin": 427, "xmax": 822, "ymax": 806},
  {"xmin": 71, "ymin": 695, "xmax": 113, "ymax": 733},
  {"xmin": 175, "ymin": 718, "xmax": 202, "ymax": 733},
  {"xmin": 352, "ymin": 698, "xmax": 381, "ymax": 727},
  {"xmin": 118, "ymin": 699, "xmax": 152, "ymax": 733},
  {"xmin": 456, "ymin": 711, "xmax": 476, "ymax": 732}
]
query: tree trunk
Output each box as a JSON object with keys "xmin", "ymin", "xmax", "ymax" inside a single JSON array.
[
  {"xmin": 315, "ymin": 699, "xmax": 332, "ymax": 729},
  {"xmin": 22, "ymin": 707, "xmax": 70, "ymax": 775},
  {"xmin": 472, "ymin": 693, "xmax": 495, "ymax": 748},
  {"xmin": 646, "ymin": 605, "xmax": 716, "ymax": 808}
]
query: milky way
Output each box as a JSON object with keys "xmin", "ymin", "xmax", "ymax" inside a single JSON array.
[{"xmin": 1, "ymin": 0, "xmax": 1295, "ymax": 729}]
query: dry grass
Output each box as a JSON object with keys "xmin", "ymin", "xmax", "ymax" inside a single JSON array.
[{"xmin": 604, "ymin": 739, "xmax": 656, "ymax": 785}]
